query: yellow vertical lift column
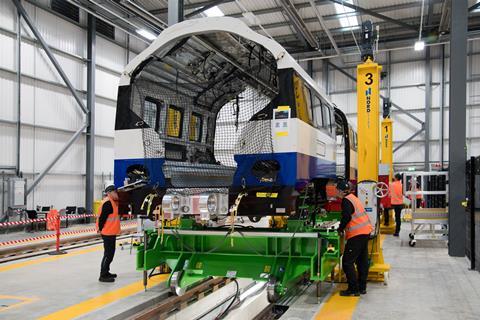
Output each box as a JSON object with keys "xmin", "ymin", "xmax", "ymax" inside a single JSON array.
[
  {"xmin": 380, "ymin": 109, "xmax": 396, "ymax": 234},
  {"xmin": 356, "ymin": 20, "xmax": 390, "ymax": 283}
]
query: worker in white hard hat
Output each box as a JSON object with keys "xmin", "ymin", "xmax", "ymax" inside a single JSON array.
[{"xmin": 96, "ymin": 184, "xmax": 120, "ymax": 283}]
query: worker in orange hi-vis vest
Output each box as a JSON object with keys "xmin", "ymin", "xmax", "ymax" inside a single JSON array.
[
  {"xmin": 389, "ymin": 173, "xmax": 404, "ymax": 237},
  {"xmin": 409, "ymin": 179, "xmax": 423, "ymax": 209},
  {"xmin": 336, "ymin": 180, "xmax": 374, "ymax": 297},
  {"xmin": 96, "ymin": 185, "xmax": 121, "ymax": 283}
]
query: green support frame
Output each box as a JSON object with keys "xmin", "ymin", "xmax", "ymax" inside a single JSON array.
[{"xmin": 137, "ymin": 218, "xmax": 341, "ymax": 299}]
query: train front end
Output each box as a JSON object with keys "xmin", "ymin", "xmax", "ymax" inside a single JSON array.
[{"xmin": 114, "ymin": 17, "xmax": 342, "ymax": 302}]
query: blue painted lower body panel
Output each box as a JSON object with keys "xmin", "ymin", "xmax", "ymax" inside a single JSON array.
[
  {"xmin": 114, "ymin": 158, "xmax": 165, "ymax": 188},
  {"xmin": 233, "ymin": 152, "xmax": 336, "ymax": 188}
]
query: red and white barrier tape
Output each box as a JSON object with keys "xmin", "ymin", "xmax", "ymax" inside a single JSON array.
[
  {"xmin": 0, "ymin": 214, "xmax": 96, "ymax": 228},
  {"xmin": 0, "ymin": 234, "xmax": 55, "ymax": 247},
  {"xmin": 0, "ymin": 221, "xmax": 137, "ymax": 247}
]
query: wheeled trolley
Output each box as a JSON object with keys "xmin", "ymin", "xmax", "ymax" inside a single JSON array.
[{"xmin": 403, "ymin": 171, "xmax": 448, "ymax": 247}]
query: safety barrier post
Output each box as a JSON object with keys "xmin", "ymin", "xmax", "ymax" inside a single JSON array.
[{"xmin": 48, "ymin": 214, "xmax": 66, "ymax": 255}]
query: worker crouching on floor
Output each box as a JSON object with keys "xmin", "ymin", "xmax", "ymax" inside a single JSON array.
[
  {"xmin": 390, "ymin": 173, "xmax": 404, "ymax": 237},
  {"xmin": 96, "ymin": 185, "xmax": 121, "ymax": 283},
  {"xmin": 336, "ymin": 180, "xmax": 373, "ymax": 297}
]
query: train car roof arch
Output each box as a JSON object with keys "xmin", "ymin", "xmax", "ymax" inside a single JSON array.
[{"xmin": 119, "ymin": 17, "xmax": 330, "ymax": 104}]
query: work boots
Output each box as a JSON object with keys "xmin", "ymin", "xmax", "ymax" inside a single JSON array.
[
  {"xmin": 99, "ymin": 272, "xmax": 117, "ymax": 282},
  {"xmin": 339, "ymin": 289, "xmax": 360, "ymax": 297},
  {"xmin": 98, "ymin": 275, "xmax": 115, "ymax": 283}
]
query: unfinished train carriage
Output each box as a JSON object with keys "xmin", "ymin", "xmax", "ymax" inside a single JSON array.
[
  {"xmin": 114, "ymin": 17, "xmax": 356, "ymax": 301},
  {"xmin": 114, "ymin": 17, "xmax": 354, "ymax": 218}
]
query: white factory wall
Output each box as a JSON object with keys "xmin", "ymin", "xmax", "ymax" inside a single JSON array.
[
  {"xmin": 0, "ymin": 1, "xmax": 147, "ymax": 211},
  {"xmin": 1, "ymin": 0, "xmax": 480, "ymax": 211},
  {"xmin": 308, "ymin": 40, "xmax": 480, "ymax": 171}
]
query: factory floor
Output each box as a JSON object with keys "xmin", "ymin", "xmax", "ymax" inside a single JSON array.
[
  {"xmin": 283, "ymin": 229, "xmax": 480, "ymax": 320},
  {"xmin": 0, "ymin": 229, "xmax": 479, "ymax": 320}
]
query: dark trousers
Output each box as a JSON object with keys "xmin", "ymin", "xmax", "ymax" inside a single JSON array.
[
  {"xmin": 392, "ymin": 204, "xmax": 403, "ymax": 234},
  {"xmin": 416, "ymin": 198, "xmax": 422, "ymax": 208},
  {"xmin": 342, "ymin": 234, "xmax": 369, "ymax": 292},
  {"xmin": 100, "ymin": 235, "xmax": 116, "ymax": 277},
  {"xmin": 383, "ymin": 208, "xmax": 391, "ymax": 225}
]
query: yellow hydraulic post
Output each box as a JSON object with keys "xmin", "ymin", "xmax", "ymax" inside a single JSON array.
[
  {"xmin": 381, "ymin": 117, "xmax": 393, "ymax": 180},
  {"xmin": 356, "ymin": 20, "xmax": 390, "ymax": 283},
  {"xmin": 357, "ymin": 58, "xmax": 381, "ymax": 182},
  {"xmin": 380, "ymin": 116, "xmax": 396, "ymax": 234}
]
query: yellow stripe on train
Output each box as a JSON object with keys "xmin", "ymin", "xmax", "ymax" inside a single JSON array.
[{"xmin": 256, "ymin": 192, "xmax": 278, "ymax": 198}]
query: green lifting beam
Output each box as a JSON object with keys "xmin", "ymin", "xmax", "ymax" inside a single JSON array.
[{"xmin": 136, "ymin": 216, "xmax": 341, "ymax": 301}]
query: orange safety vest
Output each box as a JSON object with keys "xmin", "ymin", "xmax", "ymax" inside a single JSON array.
[
  {"xmin": 344, "ymin": 194, "xmax": 374, "ymax": 240},
  {"xmin": 390, "ymin": 180, "xmax": 403, "ymax": 205},
  {"xmin": 410, "ymin": 183, "xmax": 422, "ymax": 200},
  {"xmin": 96, "ymin": 195, "xmax": 120, "ymax": 236}
]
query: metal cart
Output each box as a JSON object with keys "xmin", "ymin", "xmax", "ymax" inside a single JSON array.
[{"xmin": 403, "ymin": 171, "xmax": 448, "ymax": 247}]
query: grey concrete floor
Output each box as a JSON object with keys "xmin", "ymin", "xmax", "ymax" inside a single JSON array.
[
  {"xmin": 1, "ymin": 227, "xmax": 479, "ymax": 320},
  {"xmin": 0, "ymin": 239, "xmax": 165, "ymax": 320},
  {"xmin": 352, "ymin": 230, "xmax": 480, "ymax": 320},
  {"xmin": 283, "ymin": 229, "xmax": 480, "ymax": 320}
]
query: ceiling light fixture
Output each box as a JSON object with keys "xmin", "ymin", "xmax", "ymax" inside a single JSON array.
[
  {"xmin": 414, "ymin": 40, "xmax": 425, "ymax": 51},
  {"xmin": 414, "ymin": 0, "xmax": 425, "ymax": 51}
]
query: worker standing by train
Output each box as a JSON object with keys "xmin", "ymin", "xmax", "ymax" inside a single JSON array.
[
  {"xmin": 96, "ymin": 185, "xmax": 121, "ymax": 283},
  {"xmin": 390, "ymin": 173, "xmax": 404, "ymax": 237},
  {"xmin": 336, "ymin": 180, "xmax": 374, "ymax": 297}
]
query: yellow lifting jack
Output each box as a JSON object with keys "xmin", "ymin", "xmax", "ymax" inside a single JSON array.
[
  {"xmin": 380, "ymin": 109, "xmax": 397, "ymax": 235},
  {"xmin": 356, "ymin": 20, "xmax": 391, "ymax": 283}
]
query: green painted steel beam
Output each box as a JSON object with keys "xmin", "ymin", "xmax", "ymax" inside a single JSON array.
[{"xmin": 136, "ymin": 217, "xmax": 341, "ymax": 299}]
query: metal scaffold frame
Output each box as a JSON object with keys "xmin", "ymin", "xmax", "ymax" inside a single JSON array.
[{"xmin": 402, "ymin": 171, "xmax": 449, "ymax": 247}]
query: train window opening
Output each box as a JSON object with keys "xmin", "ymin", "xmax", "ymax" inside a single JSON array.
[
  {"xmin": 312, "ymin": 96, "xmax": 324, "ymax": 128},
  {"xmin": 348, "ymin": 128, "xmax": 354, "ymax": 147},
  {"xmin": 143, "ymin": 97, "xmax": 161, "ymax": 132},
  {"xmin": 303, "ymin": 86, "xmax": 313, "ymax": 123},
  {"xmin": 167, "ymin": 105, "xmax": 184, "ymax": 138},
  {"xmin": 293, "ymin": 74, "xmax": 313, "ymax": 125},
  {"xmin": 329, "ymin": 108, "xmax": 335, "ymax": 135},
  {"xmin": 189, "ymin": 112, "xmax": 203, "ymax": 142},
  {"xmin": 323, "ymin": 105, "xmax": 331, "ymax": 132}
]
